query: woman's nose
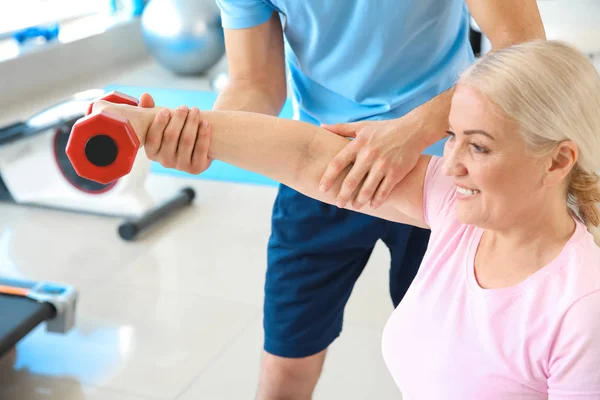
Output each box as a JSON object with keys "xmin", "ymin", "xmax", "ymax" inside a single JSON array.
[{"xmin": 442, "ymin": 145, "xmax": 466, "ymax": 176}]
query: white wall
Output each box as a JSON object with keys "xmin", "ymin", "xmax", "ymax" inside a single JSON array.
[
  {"xmin": 0, "ymin": 18, "xmax": 150, "ymax": 112},
  {"xmin": 472, "ymin": 0, "xmax": 600, "ymax": 68}
]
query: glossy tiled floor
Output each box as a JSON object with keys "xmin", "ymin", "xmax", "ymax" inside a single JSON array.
[{"xmin": 0, "ymin": 61, "xmax": 403, "ymax": 399}]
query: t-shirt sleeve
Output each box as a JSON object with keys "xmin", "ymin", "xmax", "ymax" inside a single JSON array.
[
  {"xmin": 215, "ymin": 0, "xmax": 274, "ymax": 29},
  {"xmin": 548, "ymin": 290, "xmax": 600, "ymax": 399},
  {"xmin": 422, "ymin": 156, "xmax": 457, "ymax": 230}
]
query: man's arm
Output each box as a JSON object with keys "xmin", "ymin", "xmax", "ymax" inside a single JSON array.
[
  {"xmin": 212, "ymin": 12, "xmax": 287, "ymax": 115},
  {"xmin": 404, "ymin": 0, "xmax": 547, "ymax": 153},
  {"xmin": 398, "ymin": 0, "xmax": 547, "ymax": 147},
  {"xmin": 320, "ymin": 0, "xmax": 546, "ymax": 210},
  {"xmin": 404, "ymin": 0, "xmax": 547, "ymax": 149},
  {"xmin": 466, "ymin": 0, "xmax": 546, "ymax": 51}
]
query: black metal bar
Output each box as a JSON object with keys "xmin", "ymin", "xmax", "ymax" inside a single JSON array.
[
  {"xmin": 118, "ymin": 187, "xmax": 196, "ymax": 241},
  {"xmin": 0, "ymin": 121, "xmax": 29, "ymax": 146}
]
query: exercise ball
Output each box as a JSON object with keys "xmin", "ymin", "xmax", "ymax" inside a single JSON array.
[{"xmin": 141, "ymin": 0, "xmax": 225, "ymax": 75}]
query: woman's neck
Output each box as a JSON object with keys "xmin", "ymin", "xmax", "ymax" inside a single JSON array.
[
  {"xmin": 487, "ymin": 207, "xmax": 576, "ymax": 252},
  {"xmin": 475, "ymin": 201, "xmax": 576, "ymax": 289}
]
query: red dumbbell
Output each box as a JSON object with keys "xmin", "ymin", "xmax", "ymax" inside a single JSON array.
[{"xmin": 66, "ymin": 91, "xmax": 141, "ymax": 184}]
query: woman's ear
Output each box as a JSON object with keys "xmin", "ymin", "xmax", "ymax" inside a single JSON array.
[{"xmin": 543, "ymin": 141, "xmax": 578, "ymax": 186}]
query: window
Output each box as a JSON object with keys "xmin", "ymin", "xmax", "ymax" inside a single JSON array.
[
  {"xmin": 0, "ymin": 0, "xmax": 111, "ymax": 37},
  {"xmin": 0, "ymin": 0, "xmax": 144, "ymax": 62}
]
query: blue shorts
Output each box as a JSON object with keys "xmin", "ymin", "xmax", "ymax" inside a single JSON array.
[{"xmin": 264, "ymin": 184, "xmax": 430, "ymax": 358}]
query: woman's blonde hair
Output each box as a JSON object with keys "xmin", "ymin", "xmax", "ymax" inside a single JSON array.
[{"xmin": 458, "ymin": 40, "xmax": 600, "ymax": 245}]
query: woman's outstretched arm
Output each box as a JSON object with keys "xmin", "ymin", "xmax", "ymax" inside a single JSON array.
[{"xmin": 92, "ymin": 101, "xmax": 431, "ymax": 227}]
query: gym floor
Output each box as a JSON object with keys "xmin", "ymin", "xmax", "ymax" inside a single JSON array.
[{"xmin": 0, "ymin": 58, "xmax": 403, "ymax": 399}]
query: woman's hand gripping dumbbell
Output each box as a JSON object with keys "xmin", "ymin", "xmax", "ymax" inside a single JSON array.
[{"xmin": 66, "ymin": 91, "xmax": 210, "ymax": 184}]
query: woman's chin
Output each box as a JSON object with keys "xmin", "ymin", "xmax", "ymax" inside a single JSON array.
[{"xmin": 456, "ymin": 206, "xmax": 481, "ymax": 226}]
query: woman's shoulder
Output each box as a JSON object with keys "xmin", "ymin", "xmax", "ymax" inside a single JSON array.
[
  {"xmin": 554, "ymin": 222, "xmax": 600, "ymax": 304},
  {"xmin": 567, "ymin": 220, "xmax": 600, "ymax": 276},
  {"xmin": 546, "ymin": 284, "xmax": 600, "ymax": 390},
  {"xmin": 547, "ymin": 230, "xmax": 600, "ymax": 364}
]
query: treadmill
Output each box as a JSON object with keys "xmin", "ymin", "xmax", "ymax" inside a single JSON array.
[{"xmin": 0, "ymin": 277, "xmax": 77, "ymax": 358}]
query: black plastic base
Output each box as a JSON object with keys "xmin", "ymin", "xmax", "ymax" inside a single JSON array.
[{"xmin": 0, "ymin": 294, "xmax": 55, "ymax": 357}]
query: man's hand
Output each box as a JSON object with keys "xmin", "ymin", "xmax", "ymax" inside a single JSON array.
[
  {"xmin": 319, "ymin": 119, "xmax": 422, "ymax": 210},
  {"xmin": 137, "ymin": 92, "xmax": 213, "ymax": 175}
]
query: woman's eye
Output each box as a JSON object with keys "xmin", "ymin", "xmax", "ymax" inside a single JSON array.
[
  {"xmin": 470, "ymin": 143, "xmax": 488, "ymax": 153},
  {"xmin": 446, "ymin": 130, "xmax": 488, "ymax": 153}
]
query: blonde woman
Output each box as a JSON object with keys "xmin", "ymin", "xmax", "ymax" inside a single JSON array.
[{"xmin": 93, "ymin": 40, "xmax": 600, "ymax": 398}]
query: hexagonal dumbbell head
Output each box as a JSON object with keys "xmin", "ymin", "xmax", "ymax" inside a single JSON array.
[
  {"xmin": 66, "ymin": 110, "xmax": 141, "ymax": 184},
  {"xmin": 66, "ymin": 91, "xmax": 141, "ymax": 184}
]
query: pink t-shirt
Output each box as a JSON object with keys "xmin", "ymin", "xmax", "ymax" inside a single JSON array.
[{"xmin": 382, "ymin": 156, "xmax": 600, "ymax": 400}]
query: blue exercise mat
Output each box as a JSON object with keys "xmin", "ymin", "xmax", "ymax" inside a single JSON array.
[{"xmin": 104, "ymin": 84, "xmax": 445, "ymax": 187}]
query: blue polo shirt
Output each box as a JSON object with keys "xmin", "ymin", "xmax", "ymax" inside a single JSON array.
[{"xmin": 216, "ymin": 0, "xmax": 474, "ymax": 127}]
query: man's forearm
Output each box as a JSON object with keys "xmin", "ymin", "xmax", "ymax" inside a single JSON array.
[
  {"xmin": 399, "ymin": 0, "xmax": 546, "ymax": 152},
  {"xmin": 212, "ymin": 81, "xmax": 286, "ymax": 116},
  {"xmin": 398, "ymin": 17, "xmax": 545, "ymax": 153},
  {"xmin": 400, "ymin": 87, "xmax": 455, "ymax": 151}
]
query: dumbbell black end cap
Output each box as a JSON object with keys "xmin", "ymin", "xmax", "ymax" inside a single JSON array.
[
  {"xmin": 118, "ymin": 222, "xmax": 138, "ymax": 241},
  {"xmin": 85, "ymin": 134, "xmax": 118, "ymax": 167},
  {"xmin": 181, "ymin": 187, "xmax": 196, "ymax": 202}
]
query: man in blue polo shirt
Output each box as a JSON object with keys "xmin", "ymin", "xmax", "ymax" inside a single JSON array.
[{"xmin": 141, "ymin": 1, "xmax": 545, "ymax": 398}]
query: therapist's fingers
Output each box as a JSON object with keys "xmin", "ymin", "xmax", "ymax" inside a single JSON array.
[
  {"xmin": 156, "ymin": 105, "xmax": 189, "ymax": 168},
  {"xmin": 175, "ymin": 107, "xmax": 202, "ymax": 172},
  {"xmin": 189, "ymin": 120, "xmax": 213, "ymax": 174},
  {"xmin": 319, "ymin": 139, "xmax": 360, "ymax": 193},
  {"xmin": 335, "ymin": 157, "xmax": 372, "ymax": 208},
  {"xmin": 144, "ymin": 108, "xmax": 171, "ymax": 159},
  {"xmin": 352, "ymin": 163, "xmax": 386, "ymax": 209}
]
